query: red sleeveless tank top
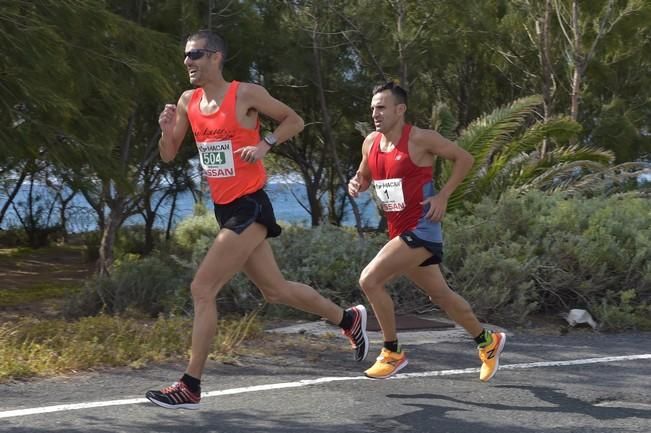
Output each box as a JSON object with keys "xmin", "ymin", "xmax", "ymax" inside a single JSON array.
[
  {"xmin": 187, "ymin": 81, "xmax": 266, "ymax": 204},
  {"xmin": 368, "ymin": 124, "xmax": 434, "ymax": 239}
]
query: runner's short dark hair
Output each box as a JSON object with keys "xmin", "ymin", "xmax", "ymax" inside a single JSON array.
[
  {"xmin": 187, "ymin": 30, "xmax": 228, "ymax": 68},
  {"xmin": 373, "ymin": 81, "xmax": 408, "ymax": 106}
]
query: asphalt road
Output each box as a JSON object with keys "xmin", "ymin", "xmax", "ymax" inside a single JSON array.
[{"xmin": 1, "ymin": 326, "xmax": 650, "ymax": 433}]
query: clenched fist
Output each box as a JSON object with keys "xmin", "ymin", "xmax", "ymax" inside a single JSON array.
[{"xmin": 159, "ymin": 104, "xmax": 177, "ymax": 136}]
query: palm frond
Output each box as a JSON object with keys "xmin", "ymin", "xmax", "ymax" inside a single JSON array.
[
  {"xmin": 446, "ymin": 95, "xmax": 543, "ymax": 208},
  {"xmin": 457, "ymin": 95, "xmax": 543, "ymax": 163},
  {"xmin": 562, "ymin": 161, "xmax": 651, "ymax": 196},
  {"xmin": 517, "ymin": 145, "xmax": 614, "ymax": 184},
  {"xmin": 519, "ymin": 160, "xmax": 607, "ymax": 192},
  {"xmin": 497, "ymin": 116, "xmax": 581, "ymax": 164},
  {"xmin": 478, "ymin": 117, "xmax": 583, "ymax": 192}
]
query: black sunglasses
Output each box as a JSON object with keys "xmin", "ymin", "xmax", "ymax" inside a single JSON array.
[{"xmin": 184, "ymin": 49, "xmax": 217, "ymax": 60}]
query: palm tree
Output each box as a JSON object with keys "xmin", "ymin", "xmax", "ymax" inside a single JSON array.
[{"xmin": 435, "ymin": 95, "xmax": 627, "ymax": 212}]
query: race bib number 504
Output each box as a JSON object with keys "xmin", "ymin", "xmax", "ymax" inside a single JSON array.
[
  {"xmin": 197, "ymin": 140, "xmax": 235, "ymax": 178},
  {"xmin": 373, "ymin": 178, "xmax": 405, "ymax": 212}
]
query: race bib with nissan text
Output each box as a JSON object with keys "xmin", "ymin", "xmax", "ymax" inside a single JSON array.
[
  {"xmin": 197, "ymin": 140, "xmax": 235, "ymax": 178},
  {"xmin": 373, "ymin": 178, "xmax": 406, "ymax": 212}
]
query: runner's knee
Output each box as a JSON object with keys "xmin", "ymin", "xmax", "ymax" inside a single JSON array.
[
  {"xmin": 190, "ymin": 280, "xmax": 220, "ymax": 303},
  {"xmin": 359, "ymin": 267, "xmax": 382, "ymax": 295}
]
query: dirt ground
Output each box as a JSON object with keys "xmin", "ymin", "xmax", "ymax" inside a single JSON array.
[
  {"xmin": 0, "ymin": 246, "xmax": 95, "ymax": 322},
  {"xmin": 0, "ymin": 246, "xmax": 93, "ymax": 290}
]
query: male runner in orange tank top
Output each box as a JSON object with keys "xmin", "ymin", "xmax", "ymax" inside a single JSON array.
[
  {"xmin": 146, "ymin": 30, "xmax": 369, "ymax": 410},
  {"xmin": 348, "ymin": 82, "xmax": 506, "ymax": 380}
]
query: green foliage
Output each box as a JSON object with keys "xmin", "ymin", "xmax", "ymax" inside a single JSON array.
[
  {"xmin": 3, "ymin": 0, "xmax": 648, "ymax": 330},
  {"xmin": 595, "ymin": 289, "xmax": 651, "ymax": 331},
  {"xmin": 64, "ymin": 255, "xmax": 191, "ymax": 318},
  {"xmin": 0, "ymin": 0, "xmax": 180, "ymax": 164},
  {"xmin": 80, "ymin": 226, "xmax": 170, "ymax": 262},
  {"xmin": 444, "ymin": 191, "xmax": 651, "ymax": 328},
  {"xmin": 114, "ymin": 225, "xmax": 167, "ymax": 256},
  {"xmin": 172, "ymin": 211, "xmax": 218, "ymax": 252},
  {"xmin": 270, "ymin": 225, "xmax": 384, "ymax": 305},
  {"xmin": 0, "ymin": 229, "xmax": 28, "ymax": 248},
  {"xmin": 81, "ymin": 231, "xmax": 102, "ymax": 262}
]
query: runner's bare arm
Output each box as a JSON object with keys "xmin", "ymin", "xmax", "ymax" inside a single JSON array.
[
  {"xmin": 241, "ymin": 83, "xmax": 304, "ymax": 144},
  {"xmin": 413, "ymin": 128, "xmax": 474, "ymax": 200},
  {"xmin": 158, "ymin": 90, "xmax": 193, "ymax": 163},
  {"xmin": 348, "ymin": 133, "xmax": 377, "ymax": 197}
]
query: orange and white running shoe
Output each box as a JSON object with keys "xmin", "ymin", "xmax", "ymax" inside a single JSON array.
[
  {"xmin": 478, "ymin": 331, "xmax": 506, "ymax": 382},
  {"xmin": 364, "ymin": 347, "xmax": 408, "ymax": 379}
]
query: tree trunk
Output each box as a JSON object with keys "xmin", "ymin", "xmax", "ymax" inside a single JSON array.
[
  {"xmin": 57, "ymin": 190, "xmax": 76, "ymax": 243},
  {"xmin": 395, "ymin": 0, "xmax": 408, "ymax": 86},
  {"xmin": 98, "ymin": 198, "xmax": 123, "ymax": 277},
  {"xmin": 97, "ymin": 110, "xmax": 136, "ymax": 275},
  {"xmin": 537, "ymin": 0, "xmax": 555, "ymax": 157},
  {"xmin": 570, "ymin": 66, "xmax": 582, "ymax": 122},
  {"xmin": 305, "ymin": 182, "xmax": 323, "ymax": 226},
  {"xmin": 165, "ymin": 191, "xmax": 177, "ymax": 240},
  {"xmin": 144, "ymin": 215, "xmax": 155, "ymax": 255},
  {"xmin": 311, "ymin": 24, "xmax": 364, "ymax": 237},
  {"xmin": 0, "ymin": 165, "xmax": 28, "ymax": 227},
  {"xmin": 569, "ymin": 0, "xmax": 582, "ymax": 122}
]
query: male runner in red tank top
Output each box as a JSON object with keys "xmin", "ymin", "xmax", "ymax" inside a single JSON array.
[
  {"xmin": 348, "ymin": 82, "xmax": 506, "ymax": 381},
  {"xmin": 146, "ymin": 30, "xmax": 369, "ymax": 410}
]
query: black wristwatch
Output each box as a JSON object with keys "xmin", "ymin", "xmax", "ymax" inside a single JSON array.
[{"xmin": 263, "ymin": 133, "xmax": 278, "ymax": 147}]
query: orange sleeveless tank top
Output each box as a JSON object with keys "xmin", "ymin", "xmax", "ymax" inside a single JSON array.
[{"xmin": 187, "ymin": 81, "xmax": 266, "ymax": 204}]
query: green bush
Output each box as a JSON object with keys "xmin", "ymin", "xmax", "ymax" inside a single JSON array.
[
  {"xmin": 594, "ymin": 289, "xmax": 651, "ymax": 330},
  {"xmin": 81, "ymin": 230, "xmax": 101, "ymax": 262},
  {"xmin": 173, "ymin": 207, "xmax": 218, "ymax": 252},
  {"xmin": 259, "ymin": 225, "xmax": 384, "ymax": 317},
  {"xmin": 0, "ymin": 228, "xmax": 27, "ymax": 248},
  {"xmin": 271, "ymin": 225, "xmax": 381, "ymax": 302},
  {"xmin": 81, "ymin": 226, "xmax": 168, "ymax": 263},
  {"xmin": 444, "ymin": 191, "xmax": 651, "ymax": 328},
  {"xmin": 64, "ymin": 255, "xmax": 191, "ymax": 318}
]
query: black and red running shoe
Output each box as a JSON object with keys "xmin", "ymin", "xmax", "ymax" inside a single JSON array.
[
  {"xmin": 146, "ymin": 380, "xmax": 201, "ymax": 410},
  {"xmin": 342, "ymin": 305, "xmax": 369, "ymax": 362}
]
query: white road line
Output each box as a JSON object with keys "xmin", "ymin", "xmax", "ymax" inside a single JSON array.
[{"xmin": 1, "ymin": 353, "xmax": 649, "ymax": 419}]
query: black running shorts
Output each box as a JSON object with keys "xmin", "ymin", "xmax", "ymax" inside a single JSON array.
[
  {"xmin": 399, "ymin": 230, "xmax": 444, "ymax": 267},
  {"xmin": 213, "ymin": 189, "xmax": 282, "ymax": 238}
]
